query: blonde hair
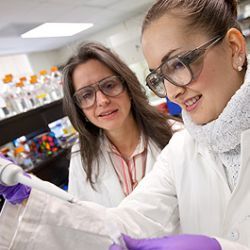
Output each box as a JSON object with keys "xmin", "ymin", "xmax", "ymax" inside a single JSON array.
[{"xmin": 142, "ymin": 0, "xmax": 241, "ymax": 38}]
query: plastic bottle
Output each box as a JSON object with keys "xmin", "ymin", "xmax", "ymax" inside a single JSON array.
[
  {"xmin": 14, "ymin": 146, "xmax": 33, "ymax": 170},
  {"xmin": 30, "ymin": 74, "xmax": 51, "ymax": 106},
  {"xmin": 15, "ymin": 81, "xmax": 33, "ymax": 112},
  {"xmin": 19, "ymin": 76, "xmax": 39, "ymax": 109},
  {"xmin": 50, "ymin": 66, "xmax": 63, "ymax": 100},
  {"xmin": 2, "ymin": 74, "xmax": 18, "ymax": 116}
]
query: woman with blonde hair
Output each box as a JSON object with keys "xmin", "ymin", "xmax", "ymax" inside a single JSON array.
[{"xmin": 1, "ymin": 1, "xmax": 250, "ymax": 249}]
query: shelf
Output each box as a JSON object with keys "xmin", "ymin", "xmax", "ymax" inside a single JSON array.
[
  {"xmin": 0, "ymin": 99, "xmax": 65, "ymax": 146},
  {"xmin": 28, "ymin": 147, "xmax": 71, "ymax": 186}
]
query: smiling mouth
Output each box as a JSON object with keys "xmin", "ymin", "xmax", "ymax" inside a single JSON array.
[
  {"xmin": 99, "ymin": 109, "xmax": 118, "ymax": 117},
  {"xmin": 184, "ymin": 95, "xmax": 202, "ymax": 108}
]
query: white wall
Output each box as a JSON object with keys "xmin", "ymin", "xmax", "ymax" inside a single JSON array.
[
  {"xmin": 27, "ymin": 49, "xmax": 61, "ymax": 73},
  {"xmin": 56, "ymin": 13, "xmax": 145, "ymax": 66},
  {"xmin": 0, "ymin": 54, "xmax": 33, "ymax": 80}
]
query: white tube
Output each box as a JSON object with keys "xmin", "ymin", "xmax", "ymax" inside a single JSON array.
[{"xmin": 0, "ymin": 157, "xmax": 76, "ymax": 203}]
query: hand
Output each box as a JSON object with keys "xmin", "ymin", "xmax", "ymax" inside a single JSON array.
[
  {"xmin": 0, "ymin": 182, "xmax": 31, "ymax": 205},
  {"xmin": 0, "ymin": 154, "xmax": 31, "ymax": 205},
  {"xmin": 109, "ymin": 234, "xmax": 221, "ymax": 250}
]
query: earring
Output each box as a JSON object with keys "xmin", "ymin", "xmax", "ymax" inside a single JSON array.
[{"xmin": 237, "ymin": 57, "xmax": 243, "ymax": 72}]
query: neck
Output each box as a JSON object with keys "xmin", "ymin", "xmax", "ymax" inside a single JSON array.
[{"xmin": 105, "ymin": 115, "xmax": 140, "ymax": 158}]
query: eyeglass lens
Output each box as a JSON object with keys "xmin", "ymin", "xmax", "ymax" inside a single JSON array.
[
  {"xmin": 146, "ymin": 36, "xmax": 223, "ymax": 98},
  {"xmin": 75, "ymin": 76, "xmax": 124, "ymax": 108}
]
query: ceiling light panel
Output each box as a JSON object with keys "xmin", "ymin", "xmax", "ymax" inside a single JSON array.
[{"xmin": 21, "ymin": 23, "xmax": 93, "ymax": 38}]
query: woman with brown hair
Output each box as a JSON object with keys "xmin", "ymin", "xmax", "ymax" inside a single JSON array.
[{"xmin": 63, "ymin": 42, "xmax": 173, "ymax": 207}]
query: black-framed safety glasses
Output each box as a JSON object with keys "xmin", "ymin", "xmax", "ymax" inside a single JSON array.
[{"xmin": 146, "ymin": 35, "xmax": 224, "ymax": 98}]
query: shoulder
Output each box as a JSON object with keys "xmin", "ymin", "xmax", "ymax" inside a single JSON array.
[
  {"xmin": 159, "ymin": 129, "xmax": 197, "ymax": 161},
  {"xmin": 69, "ymin": 143, "xmax": 81, "ymax": 164},
  {"xmin": 169, "ymin": 129, "xmax": 194, "ymax": 148},
  {"xmin": 71, "ymin": 142, "xmax": 80, "ymax": 153}
]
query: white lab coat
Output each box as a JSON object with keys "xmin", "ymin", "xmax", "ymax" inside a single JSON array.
[
  {"xmin": 1, "ymin": 129, "xmax": 250, "ymax": 250},
  {"xmin": 68, "ymin": 138, "xmax": 161, "ymax": 207}
]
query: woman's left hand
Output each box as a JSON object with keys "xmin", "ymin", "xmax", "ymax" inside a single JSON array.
[
  {"xmin": 109, "ymin": 234, "xmax": 221, "ymax": 250},
  {"xmin": 0, "ymin": 183, "xmax": 31, "ymax": 205}
]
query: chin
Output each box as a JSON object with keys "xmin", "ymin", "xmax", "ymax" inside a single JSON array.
[
  {"xmin": 190, "ymin": 115, "xmax": 210, "ymax": 125},
  {"xmin": 192, "ymin": 114, "xmax": 219, "ymax": 125}
]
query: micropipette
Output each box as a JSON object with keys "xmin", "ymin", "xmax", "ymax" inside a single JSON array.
[{"xmin": 0, "ymin": 157, "xmax": 77, "ymax": 203}]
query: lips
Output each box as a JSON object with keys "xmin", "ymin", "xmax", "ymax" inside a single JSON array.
[
  {"xmin": 184, "ymin": 95, "xmax": 201, "ymax": 107},
  {"xmin": 98, "ymin": 109, "xmax": 118, "ymax": 117}
]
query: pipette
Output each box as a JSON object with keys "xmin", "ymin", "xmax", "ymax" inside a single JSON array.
[{"xmin": 0, "ymin": 157, "xmax": 76, "ymax": 203}]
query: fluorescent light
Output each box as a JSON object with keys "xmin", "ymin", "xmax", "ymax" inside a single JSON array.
[{"xmin": 21, "ymin": 23, "xmax": 93, "ymax": 38}]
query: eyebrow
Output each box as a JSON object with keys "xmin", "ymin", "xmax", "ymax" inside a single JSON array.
[{"xmin": 149, "ymin": 48, "xmax": 180, "ymax": 72}]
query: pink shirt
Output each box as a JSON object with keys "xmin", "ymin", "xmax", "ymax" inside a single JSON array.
[{"xmin": 104, "ymin": 135, "xmax": 147, "ymax": 196}]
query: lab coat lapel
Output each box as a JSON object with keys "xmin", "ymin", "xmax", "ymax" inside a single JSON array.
[{"xmin": 101, "ymin": 151, "xmax": 125, "ymax": 206}]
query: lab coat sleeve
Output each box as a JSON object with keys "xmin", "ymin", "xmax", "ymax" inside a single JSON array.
[
  {"xmin": 215, "ymin": 237, "xmax": 250, "ymax": 250},
  {"xmin": 0, "ymin": 189, "xmax": 114, "ymax": 250},
  {"xmin": 109, "ymin": 147, "xmax": 181, "ymax": 238},
  {"xmin": 1, "ymin": 183, "xmax": 250, "ymax": 249},
  {"xmin": 0, "ymin": 202, "xmax": 26, "ymax": 249}
]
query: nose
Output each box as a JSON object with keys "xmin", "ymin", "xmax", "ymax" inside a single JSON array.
[
  {"xmin": 95, "ymin": 89, "xmax": 110, "ymax": 106},
  {"xmin": 164, "ymin": 80, "xmax": 185, "ymax": 102}
]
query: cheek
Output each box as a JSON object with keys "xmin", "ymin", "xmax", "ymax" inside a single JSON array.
[
  {"xmin": 83, "ymin": 109, "xmax": 95, "ymax": 122},
  {"xmin": 192, "ymin": 59, "xmax": 220, "ymax": 92},
  {"xmin": 123, "ymin": 96, "xmax": 132, "ymax": 114},
  {"xmin": 118, "ymin": 91, "xmax": 131, "ymax": 108}
]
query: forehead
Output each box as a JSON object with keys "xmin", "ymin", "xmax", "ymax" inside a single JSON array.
[
  {"xmin": 142, "ymin": 15, "xmax": 203, "ymax": 70},
  {"xmin": 72, "ymin": 59, "xmax": 114, "ymax": 90}
]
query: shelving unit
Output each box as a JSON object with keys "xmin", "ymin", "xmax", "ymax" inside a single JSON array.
[
  {"xmin": 0, "ymin": 99, "xmax": 65, "ymax": 145},
  {"xmin": 0, "ymin": 99, "xmax": 71, "ymax": 194}
]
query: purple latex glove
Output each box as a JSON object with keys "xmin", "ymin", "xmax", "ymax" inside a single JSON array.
[
  {"xmin": 0, "ymin": 153, "xmax": 31, "ymax": 205},
  {"xmin": 0, "ymin": 183, "xmax": 31, "ymax": 205},
  {"xmin": 109, "ymin": 234, "xmax": 221, "ymax": 250}
]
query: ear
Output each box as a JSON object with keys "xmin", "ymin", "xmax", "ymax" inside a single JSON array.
[{"xmin": 225, "ymin": 28, "xmax": 247, "ymax": 71}]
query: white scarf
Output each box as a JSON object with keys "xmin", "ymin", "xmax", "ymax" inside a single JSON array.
[{"xmin": 182, "ymin": 67, "xmax": 250, "ymax": 191}]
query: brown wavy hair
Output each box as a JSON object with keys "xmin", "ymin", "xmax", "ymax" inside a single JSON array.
[{"xmin": 63, "ymin": 42, "xmax": 173, "ymax": 187}]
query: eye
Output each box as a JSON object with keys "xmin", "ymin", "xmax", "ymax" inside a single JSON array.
[
  {"xmin": 80, "ymin": 90, "xmax": 94, "ymax": 100},
  {"xmin": 163, "ymin": 58, "xmax": 185, "ymax": 74},
  {"xmin": 102, "ymin": 80, "xmax": 119, "ymax": 91},
  {"xmin": 171, "ymin": 60, "xmax": 185, "ymax": 70}
]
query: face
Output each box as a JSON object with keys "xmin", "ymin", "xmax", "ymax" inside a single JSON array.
[
  {"xmin": 72, "ymin": 59, "xmax": 132, "ymax": 133},
  {"xmin": 142, "ymin": 15, "xmax": 242, "ymax": 125}
]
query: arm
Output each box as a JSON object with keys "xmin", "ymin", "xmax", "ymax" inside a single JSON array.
[
  {"xmin": 2, "ymin": 189, "xmax": 249, "ymax": 250},
  {"xmin": 0, "ymin": 148, "xmax": 179, "ymax": 250},
  {"xmin": 1, "ymin": 134, "xmax": 249, "ymax": 249}
]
